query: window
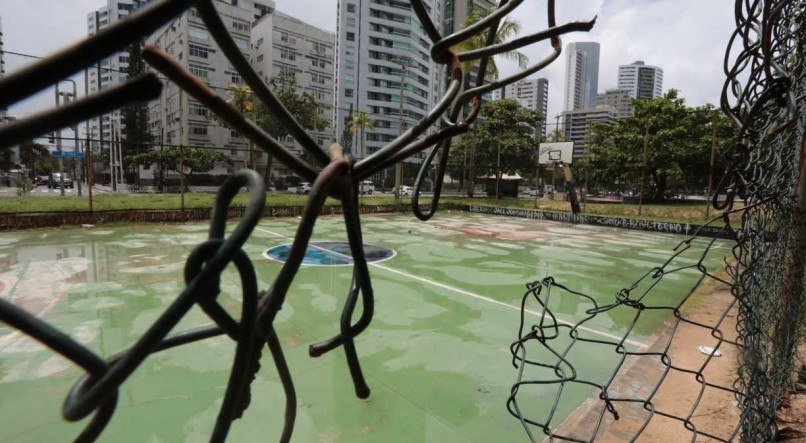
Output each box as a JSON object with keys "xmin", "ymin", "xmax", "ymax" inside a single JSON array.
[
  {"xmin": 280, "ymin": 32, "xmax": 297, "ymax": 44},
  {"xmin": 232, "ymin": 20, "xmax": 249, "ymax": 32},
  {"xmin": 346, "ymin": 17, "xmax": 356, "ymax": 27},
  {"xmin": 280, "ymin": 49, "xmax": 296, "ymax": 61},
  {"xmin": 188, "ymin": 44, "xmax": 209, "ymax": 59},
  {"xmin": 256, "ymin": 37, "xmax": 264, "ymax": 47},
  {"xmin": 345, "ymin": 46, "xmax": 356, "ymax": 56},
  {"xmin": 188, "ymin": 102, "xmax": 208, "ymax": 117},
  {"xmin": 230, "ymin": 149, "xmax": 238, "ymax": 155},
  {"xmin": 189, "ymin": 124, "xmax": 208, "ymax": 135},
  {"xmin": 234, "ymin": 37, "xmax": 249, "ymax": 51},
  {"xmin": 345, "ymin": 59, "xmax": 355, "ymax": 69},
  {"xmin": 188, "ymin": 64, "xmax": 209, "ymax": 79},
  {"xmin": 347, "ymin": 3, "xmax": 356, "ymax": 12},
  {"xmin": 346, "ymin": 32, "xmax": 355, "ymax": 41},
  {"xmin": 226, "ymin": 71, "xmax": 243, "ymax": 85},
  {"xmin": 344, "ymin": 74, "xmax": 354, "ymax": 85},
  {"xmin": 256, "ymin": 54, "xmax": 264, "ymax": 62},
  {"xmin": 188, "ymin": 26, "xmax": 209, "ymax": 41},
  {"xmin": 345, "ymin": 88, "xmax": 354, "ymax": 98}
]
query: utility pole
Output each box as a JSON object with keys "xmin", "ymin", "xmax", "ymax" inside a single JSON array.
[
  {"xmin": 55, "ymin": 84, "xmax": 65, "ymax": 196},
  {"xmin": 705, "ymin": 110, "xmax": 718, "ymax": 219},
  {"xmin": 394, "ymin": 61, "xmax": 406, "ymax": 203},
  {"xmin": 60, "ymin": 79, "xmax": 81, "ymax": 197},
  {"xmin": 85, "ymin": 68, "xmax": 94, "ymax": 212},
  {"xmin": 95, "ymin": 10, "xmax": 106, "ymax": 191},
  {"xmin": 638, "ymin": 124, "xmax": 651, "ymax": 216}
]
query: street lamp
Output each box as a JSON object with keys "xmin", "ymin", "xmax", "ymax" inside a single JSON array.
[
  {"xmin": 393, "ymin": 58, "xmax": 411, "ymax": 203},
  {"xmin": 55, "ymin": 79, "xmax": 80, "ymax": 197}
]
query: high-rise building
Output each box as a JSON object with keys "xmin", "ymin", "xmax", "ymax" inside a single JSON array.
[
  {"xmin": 492, "ymin": 77, "xmax": 549, "ymax": 134},
  {"xmin": 146, "ymin": 1, "xmax": 274, "ymax": 176},
  {"xmin": 334, "ymin": 0, "xmax": 444, "ymax": 166},
  {"xmin": 561, "ymin": 106, "xmax": 617, "ymax": 158},
  {"xmin": 87, "ymin": 0, "xmax": 152, "ymax": 142},
  {"xmin": 618, "ymin": 60, "xmax": 663, "ymax": 99},
  {"xmin": 562, "ymin": 42, "xmax": 600, "ymax": 112},
  {"xmin": 251, "ymin": 10, "xmax": 336, "ymax": 180},
  {"xmin": 444, "ymin": 0, "xmax": 497, "ymax": 36},
  {"xmin": 0, "ymin": 15, "xmax": 6, "ymax": 121},
  {"xmin": 596, "ymin": 88, "xmax": 633, "ymax": 118}
]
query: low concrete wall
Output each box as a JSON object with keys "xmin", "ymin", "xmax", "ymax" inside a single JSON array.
[
  {"xmin": 463, "ymin": 205, "xmax": 730, "ymax": 238},
  {"xmin": 0, "ymin": 202, "xmax": 728, "ymax": 238},
  {"xmin": 0, "ymin": 204, "xmax": 433, "ymax": 231}
]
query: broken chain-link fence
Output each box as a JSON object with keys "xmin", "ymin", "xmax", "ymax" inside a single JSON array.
[
  {"xmin": 0, "ymin": 0, "xmax": 595, "ymax": 441},
  {"xmin": 507, "ymin": 0, "xmax": 806, "ymax": 441}
]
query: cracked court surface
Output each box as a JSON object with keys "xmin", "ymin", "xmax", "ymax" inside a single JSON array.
[{"xmin": 0, "ymin": 212, "xmax": 729, "ymax": 442}]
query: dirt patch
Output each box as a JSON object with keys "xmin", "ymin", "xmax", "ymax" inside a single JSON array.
[{"xmin": 553, "ymin": 287, "xmax": 746, "ymax": 442}]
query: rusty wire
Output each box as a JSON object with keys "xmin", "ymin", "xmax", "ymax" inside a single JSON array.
[
  {"xmin": 507, "ymin": 0, "xmax": 806, "ymax": 441},
  {"xmin": 0, "ymin": 0, "xmax": 594, "ymax": 441}
]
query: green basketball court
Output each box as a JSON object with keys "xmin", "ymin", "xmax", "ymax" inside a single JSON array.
[{"xmin": 0, "ymin": 212, "xmax": 728, "ymax": 442}]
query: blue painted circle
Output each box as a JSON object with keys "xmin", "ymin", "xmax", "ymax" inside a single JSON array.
[{"xmin": 263, "ymin": 241, "xmax": 395, "ymax": 266}]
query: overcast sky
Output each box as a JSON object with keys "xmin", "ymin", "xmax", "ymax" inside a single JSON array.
[{"xmin": 0, "ymin": 0, "xmax": 735, "ymax": 134}]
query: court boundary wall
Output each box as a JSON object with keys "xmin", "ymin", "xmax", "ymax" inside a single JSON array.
[{"xmin": 0, "ymin": 203, "xmax": 728, "ymax": 238}]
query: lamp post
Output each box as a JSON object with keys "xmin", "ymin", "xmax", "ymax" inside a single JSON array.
[{"xmin": 394, "ymin": 58, "xmax": 409, "ymax": 203}]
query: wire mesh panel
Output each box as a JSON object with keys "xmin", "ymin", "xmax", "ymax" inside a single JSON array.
[
  {"xmin": 0, "ymin": 0, "xmax": 596, "ymax": 441},
  {"xmin": 507, "ymin": 0, "xmax": 806, "ymax": 441}
]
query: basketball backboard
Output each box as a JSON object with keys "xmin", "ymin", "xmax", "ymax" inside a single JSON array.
[{"xmin": 538, "ymin": 142, "xmax": 574, "ymax": 164}]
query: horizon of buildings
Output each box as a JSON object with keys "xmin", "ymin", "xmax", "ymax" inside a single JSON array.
[{"xmin": 559, "ymin": 42, "xmax": 665, "ymax": 159}]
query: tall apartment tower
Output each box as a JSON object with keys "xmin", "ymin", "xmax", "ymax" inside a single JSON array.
[
  {"xmin": 146, "ymin": 1, "xmax": 274, "ymax": 175},
  {"xmin": 251, "ymin": 11, "xmax": 336, "ymax": 180},
  {"xmin": 618, "ymin": 60, "xmax": 663, "ymax": 99},
  {"xmin": 562, "ymin": 42, "xmax": 600, "ymax": 111},
  {"xmin": 87, "ymin": 0, "xmax": 152, "ymax": 143},
  {"xmin": 0, "ymin": 15, "xmax": 6, "ymax": 121},
  {"xmin": 492, "ymin": 77, "xmax": 549, "ymax": 134},
  {"xmin": 334, "ymin": 0, "xmax": 444, "ymax": 163},
  {"xmin": 444, "ymin": 0, "xmax": 497, "ymax": 35}
]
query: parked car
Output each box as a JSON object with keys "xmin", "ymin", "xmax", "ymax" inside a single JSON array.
[
  {"xmin": 399, "ymin": 185, "xmax": 413, "ymax": 196},
  {"xmin": 36, "ymin": 175, "xmax": 49, "ymax": 186},
  {"xmin": 359, "ymin": 180, "xmax": 375, "ymax": 195},
  {"xmin": 296, "ymin": 182, "xmax": 312, "ymax": 194},
  {"xmin": 47, "ymin": 173, "xmax": 74, "ymax": 189}
]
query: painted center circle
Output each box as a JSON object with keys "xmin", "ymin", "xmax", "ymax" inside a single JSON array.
[{"xmin": 264, "ymin": 241, "xmax": 395, "ymax": 266}]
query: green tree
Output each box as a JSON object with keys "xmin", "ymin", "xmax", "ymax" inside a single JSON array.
[
  {"xmin": 448, "ymin": 99, "xmax": 541, "ymax": 197},
  {"xmin": 126, "ymin": 146, "xmax": 230, "ymax": 188},
  {"xmin": 122, "ymin": 40, "xmax": 153, "ymax": 159},
  {"xmin": 348, "ymin": 111, "xmax": 374, "ymax": 159},
  {"xmin": 229, "ymin": 74, "xmax": 329, "ymax": 184},
  {"xmin": 548, "ymin": 128, "xmax": 566, "ymax": 142},
  {"xmin": 583, "ymin": 90, "xmax": 735, "ymax": 201},
  {"xmin": 454, "ymin": 12, "xmax": 529, "ymax": 79},
  {"xmin": 17, "ymin": 141, "xmax": 51, "ymax": 176}
]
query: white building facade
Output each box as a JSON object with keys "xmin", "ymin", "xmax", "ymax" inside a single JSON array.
[
  {"xmin": 334, "ymin": 0, "xmax": 444, "ymax": 168},
  {"xmin": 618, "ymin": 60, "xmax": 663, "ymax": 99},
  {"xmin": 562, "ymin": 42, "xmax": 600, "ymax": 112},
  {"xmin": 145, "ymin": 1, "xmax": 273, "ymax": 178},
  {"xmin": 596, "ymin": 88, "xmax": 633, "ymax": 118},
  {"xmin": 251, "ymin": 10, "xmax": 336, "ymax": 180},
  {"xmin": 561, "ymin": 106, "xmax": 617, "ymax": 159}
]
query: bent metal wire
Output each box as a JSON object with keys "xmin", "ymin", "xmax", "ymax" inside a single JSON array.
[
  {"xmin": 507, "ymin": 0, "xmax": 806, "ymax": 441},
  {"xmin": 0, "ymin": 0, "xmax": 594, "ymax": 441}
]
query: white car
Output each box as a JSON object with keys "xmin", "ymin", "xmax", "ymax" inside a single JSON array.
[
  {"xmin": 399, "ymin": 185, "xmax": 413, "ymax": 196},
  {"xmin": 359, "ymin": 180, "xmax": 375, "ymax": 195},
  {"xmin": 296, "ymin": 182, "xmax": 312, "ymax": 194}
]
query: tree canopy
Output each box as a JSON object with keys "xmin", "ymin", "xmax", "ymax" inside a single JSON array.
[
  {"xmin": 581, "ymin": 90, "xmax": 735, "ymax": 201},
  {"xmin": 126, "ymin": 146, "xmax": 231, "ymax": 177},
  {"xmin": 121, "ymin": 40, "xmax": 153, "ymax": 158},
  {"xmin": 448, "ymin": 99, "xmax": 542, "ymax": 194}
]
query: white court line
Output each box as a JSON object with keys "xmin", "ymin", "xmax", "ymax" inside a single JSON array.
[{"xmin": 254, "ymin": 226, "xmax": 649, "ymax": 348}]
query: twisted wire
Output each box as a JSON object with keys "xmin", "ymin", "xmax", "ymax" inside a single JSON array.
[
  {"xmin": 507, "ymin": 0, "xmax": 806, "ymax": 441},
  {"xmin": 0, "ymin": 0, "xmax": 593, "ymax": 441}
]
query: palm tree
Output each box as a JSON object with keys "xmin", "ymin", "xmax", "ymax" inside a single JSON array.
[
  {"xmin": 454, "ymin": 12, "xmax": 529, "ymax": 80},
  {"xmin": 348, "ymin": 111, "xmax": 374, "ymax": 158},
  {"xmin": 227, "ymin": 84, "xmax": 262, "ymax": 175}
]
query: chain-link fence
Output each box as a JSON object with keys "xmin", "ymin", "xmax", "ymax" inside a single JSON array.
[{"xmin": 507, "ymin": 1, "xmax": 806, "ymax": 441}]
